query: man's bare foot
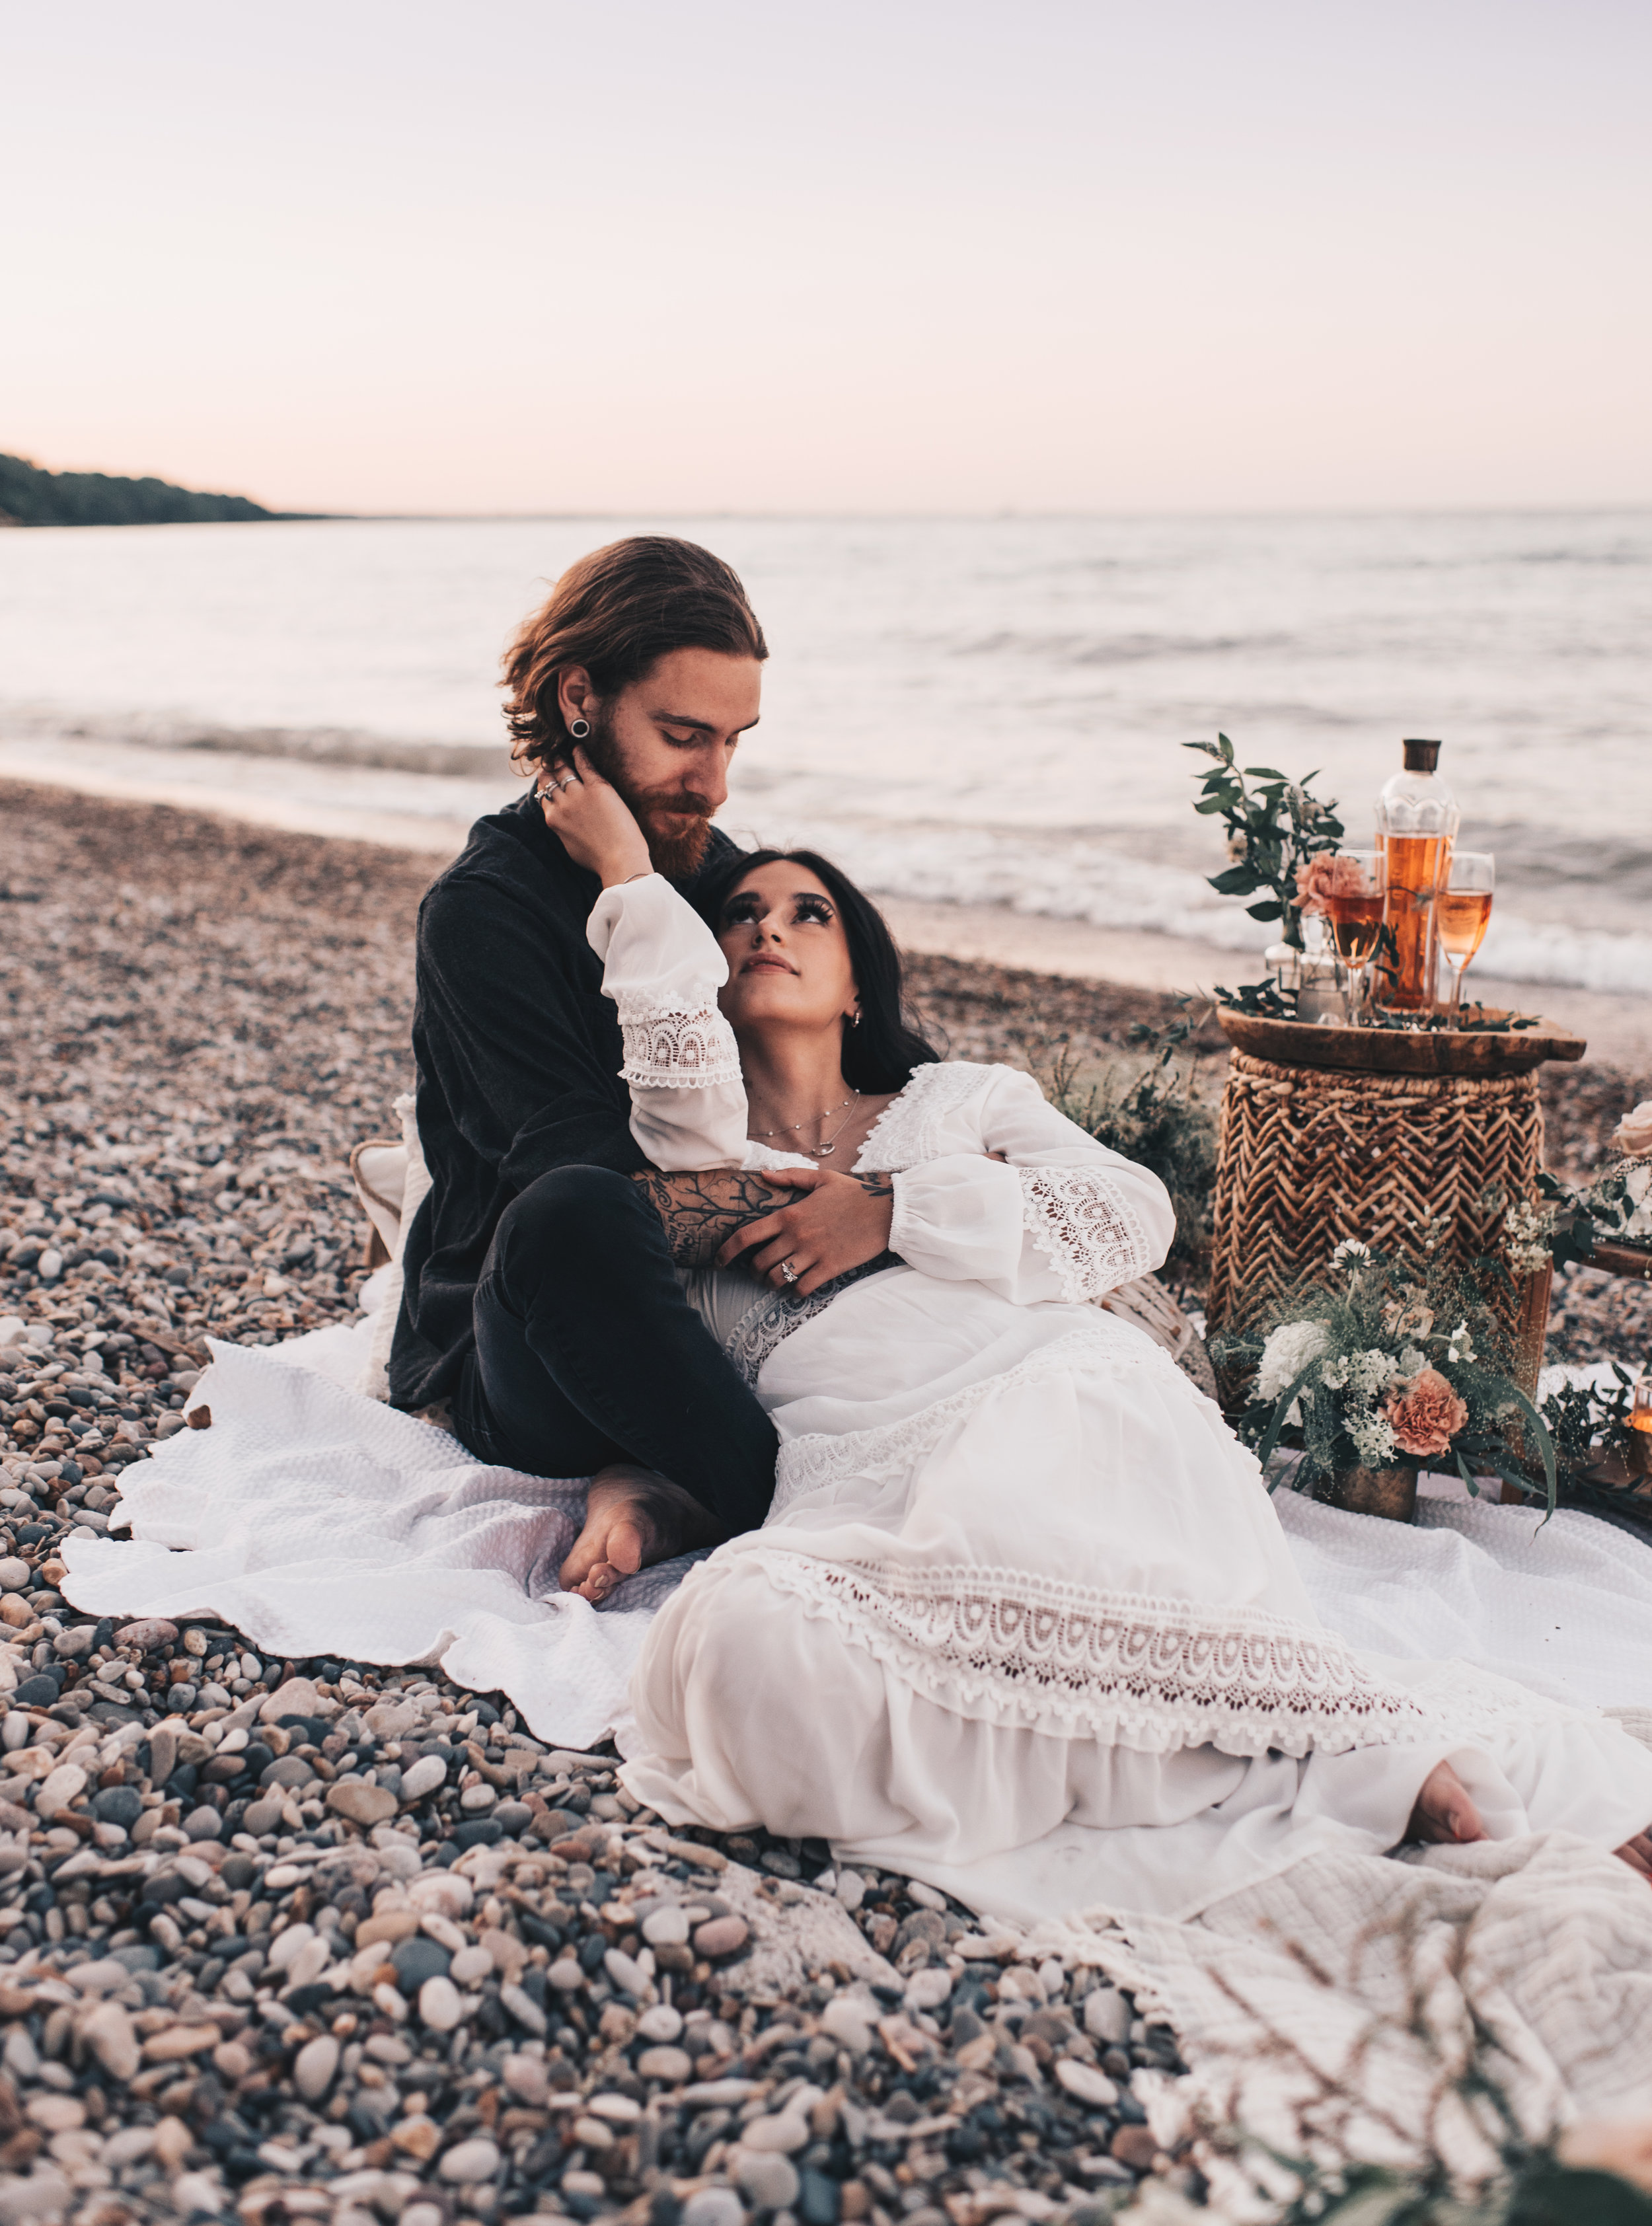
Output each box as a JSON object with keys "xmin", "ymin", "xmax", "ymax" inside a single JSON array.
[
  {"xmin": 1406, "ymin": 1760, "xmax": 1490, "ymax": 1846},
  {"xmin": 1614, "ymin": 1828, "xmax": 1652, "ymax": 1884},
  {"xmin": 559, "ymin": 1464, "xmax": 724, "ymax": 1605}
]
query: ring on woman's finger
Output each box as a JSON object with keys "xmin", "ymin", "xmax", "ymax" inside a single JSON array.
[{"xmin": 779, "ymin": 1259, "xmax": 800, "ymax": 1284}]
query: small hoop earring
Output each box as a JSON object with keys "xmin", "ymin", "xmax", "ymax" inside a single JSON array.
[{"xmin": 568, "ymin": 717, "xmax": 591, "ymax": 741}]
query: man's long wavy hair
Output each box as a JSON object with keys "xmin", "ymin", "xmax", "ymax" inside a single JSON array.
[
  {"xmin": 691, "ymin": 848, "xmax": 943, "ymax": 1095},
  {"xmin": 502, "ymin": 537, "xmax": 769, "ymax": 776}
]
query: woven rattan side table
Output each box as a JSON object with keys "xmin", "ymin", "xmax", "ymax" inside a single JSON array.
[{"xmin": 1205, "ymin": 1049, "xmax": 1551, "ymax": 1388}]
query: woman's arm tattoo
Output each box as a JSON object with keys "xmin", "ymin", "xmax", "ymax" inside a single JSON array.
[{"xmin": 630, "ymin": 1168, "xmax": 893, "ymax": 1266}]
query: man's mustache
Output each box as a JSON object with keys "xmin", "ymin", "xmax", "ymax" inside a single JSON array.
[{"xmin": 632, "ymin": 789, "xmax": 716, "ymax": 821}]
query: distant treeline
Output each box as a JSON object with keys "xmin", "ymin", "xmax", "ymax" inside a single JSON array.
[{"xmin": 0, "ymin": 451, "xmax": 321, "ymax": 527}]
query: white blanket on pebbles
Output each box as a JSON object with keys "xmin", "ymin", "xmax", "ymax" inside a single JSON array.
[
  {"xmin": 59, "ymin": 1309, "xmax": 1652, "ymax": 1755},
  {"xmin": 56, "ymin": 1313, "xmax": 1652, "ymax": 2184},
  {"xmin": 59, "ymin": 1329, "xmax": 710, "ymax": 1752}
]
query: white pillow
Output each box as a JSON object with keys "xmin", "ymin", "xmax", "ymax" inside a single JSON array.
[{"xmin": 356, "ymin": 1093, "xmax": 432, "ymax": 1401}]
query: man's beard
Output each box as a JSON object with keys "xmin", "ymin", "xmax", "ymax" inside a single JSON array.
[{"xmin": 579, "ymin": 713, "xmax": 715, "ymax": 878}]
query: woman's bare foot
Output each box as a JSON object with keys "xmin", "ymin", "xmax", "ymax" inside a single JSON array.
[
  {"xmin": 1614, "ymin": 1829, "xmax": 1652, "ymax": 1884},
  {"xmin": 559, "ymin": 1464, "xmax": 724, "ymax": 1604},
  {"xmin": 1406, "ymin": 1760, "xmax": 1490, "ymax": 1846}
]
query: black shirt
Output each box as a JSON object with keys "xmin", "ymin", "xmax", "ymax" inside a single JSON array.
[{"xmin": 389, "ymin": 790, "xmax": 734, "ymax": 1411}]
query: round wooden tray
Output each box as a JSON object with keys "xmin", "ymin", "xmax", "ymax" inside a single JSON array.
[
  {"xmin": 1590, "ymin": 1239, "xmax": 1652, "ymax": 1282},
  {"xmin": 1215, "ymin": 1006, "xmax": 1585, "ymax": 1077}
]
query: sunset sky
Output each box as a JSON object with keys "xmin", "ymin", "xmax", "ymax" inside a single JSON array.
[{"xmin": 5, "ymin": 1, "xmax": 1648, "ymax": 515}]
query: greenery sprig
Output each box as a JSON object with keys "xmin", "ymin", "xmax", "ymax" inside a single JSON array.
[{"xmin": 1185, "ymin": 733, "xmax": 1345, "ymax": 951}]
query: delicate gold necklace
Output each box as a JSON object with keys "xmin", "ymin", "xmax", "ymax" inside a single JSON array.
[{"xmin": 749, "ymin": 1090, "xmax": 862, "ymax": 1158}]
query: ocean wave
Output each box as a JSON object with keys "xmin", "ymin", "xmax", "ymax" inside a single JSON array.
[
  {"xmin": 8, "ymin": 704, "xmax": 1652, "ymax": 996},
  {"xmin": 939, "ymin": 628, "xmax": 1293, "ymax": 667},
  {"xmin": 0, "ymin": 704, "xmax": 506, "ymax": 778},
  {"xmin": 781, "ymin": 813, "xmax": 1652, "ymax": 994}
]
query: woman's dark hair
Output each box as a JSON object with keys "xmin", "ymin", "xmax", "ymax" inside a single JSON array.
[
  {"xmin": 502, "ymin": 536, "xmax": 768, "ymax": 774},
  {"xmin": 691, "ymin": 848, "xmax": 943, "ymax": 1094}
]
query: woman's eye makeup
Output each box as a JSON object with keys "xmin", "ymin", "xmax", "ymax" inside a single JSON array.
[{"xmin": 720, "ymin": 891, "xmax": 834, "ymax": 930}]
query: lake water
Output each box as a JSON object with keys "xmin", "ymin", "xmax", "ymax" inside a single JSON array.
[{"xmin": 1, "ymin": 512, "xmax": 1647, "ymax": 990}]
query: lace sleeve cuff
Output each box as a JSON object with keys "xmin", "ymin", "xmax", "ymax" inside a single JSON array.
[
  {"xmin": 612, "ymin": 992, "xmax": 743, "ymax": 1092},
  {"xmin": 1020, "ymin": 1168, "xmax": 1152, "ymax": 1302}
]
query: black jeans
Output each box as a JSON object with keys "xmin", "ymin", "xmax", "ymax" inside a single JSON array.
[{"xmin": 452, "ymin": 1165, "xmax": 779, "ymax": 1536}]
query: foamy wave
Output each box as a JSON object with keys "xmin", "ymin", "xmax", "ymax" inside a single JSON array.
[
  {"xmin": 7, "ymin": 706, "xmax": 1652, "ymax": 996},
  {"xmin": 1477, "ymin": 916, "xmax": 1652, "ymax": 996},
  {"xmin": 781, "ymin": 814, "xmax": 1652, "ymax": 994}
]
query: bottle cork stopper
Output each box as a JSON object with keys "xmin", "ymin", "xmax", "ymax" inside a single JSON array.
[{"xmin": 1402, "ymin": 738, "xmax": 1442, "ymax": 772}]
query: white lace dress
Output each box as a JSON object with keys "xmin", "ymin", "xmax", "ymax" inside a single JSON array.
[{"xmin": 589, "ymin": 876, "xmax": 1652, "ymax": 1923}]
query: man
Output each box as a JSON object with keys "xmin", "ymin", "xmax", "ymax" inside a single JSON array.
[{"xmin": 390, "ymin": 536, "xmax": 895, "ymax": 1599}]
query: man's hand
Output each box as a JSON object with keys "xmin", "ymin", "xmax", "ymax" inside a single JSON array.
[
  {"xmin": 537, "ymin": 745, "xmax": 652, "ymax": 887},
  {"xmin": 715, "ymin": 1166, "xmax": 895, "ymax": 1296}
]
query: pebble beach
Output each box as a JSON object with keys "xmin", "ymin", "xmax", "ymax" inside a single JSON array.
[{"xmin": 3, "ymin": 781, "xmax": 1650, "ymax": 2226}]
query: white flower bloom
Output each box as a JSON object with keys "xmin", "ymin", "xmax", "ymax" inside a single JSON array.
[
  {"xmin": 1446, "ymin": 1320, "xmax": 1477, "ymax": 1363},
  {"xmin": 1256, "ymin": 1318, "xmax": 1331, "ymax": 1404},
  {"xmin": 1331, "ymin": 1239, "xmax": 1374, "ymax": 1273},
  {"xmin": 1347, "ymin": 1407, "xmax": 1400, "ymax": 1466},
  {"xmin": 1398, "ymin": 1345, "xmax": 1428, "ymax": 1376},
  {"xmin": 1320, "ymin": 1356, "xmax": 1351, "ymax": 1391},
  {"xmin": 1345, "ymin": 1347, "xmax": 1400, "ymax": 1397}
]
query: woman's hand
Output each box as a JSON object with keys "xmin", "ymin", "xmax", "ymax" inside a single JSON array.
[
  {"xmin": 716, "ymin": 1166, "xmax": 895, "ymax": 1296},
  {"xmin": 537, "ymin": 745, "xmax": 652, "ymax": 886}
]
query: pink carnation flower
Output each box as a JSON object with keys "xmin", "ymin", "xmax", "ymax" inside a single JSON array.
[
  {"xmin": 1382, "ymin": 1366, "xmax": 1469, "ymax": 1461},
  {"xmin": 1295, "ymin": 853, "xmax": 1372, "ymax": 918}
]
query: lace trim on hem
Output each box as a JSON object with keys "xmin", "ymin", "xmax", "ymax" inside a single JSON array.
[
  {"xmin": 615, "ymin": 1001, "xmax": 743, "ymax": 1090},
  {"xmin": 751, "ymin": 1549, "xmax": 1506, "ymax": 1758},
  {"xmin": 1019, "ymin": 1168, "xmax": 1153, "ymax": 1303},
  {"xmin": 769, "ymin": 1322, "xmax": 1168, "ymax": 1520}
]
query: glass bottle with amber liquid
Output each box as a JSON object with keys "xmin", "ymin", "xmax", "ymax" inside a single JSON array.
[{"xmin": 1374, "ymin": 739, "xmax": 1459, "ymax": 1010}]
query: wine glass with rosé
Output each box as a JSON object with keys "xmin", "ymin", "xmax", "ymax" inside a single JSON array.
[
  {"xmin": 1319, "ymin": 851, "xmax": 1386, "ymax": 1023},
  {"xmin": 1436, "ymin": 852, "xmax": 1495, "ymax": 1025}
]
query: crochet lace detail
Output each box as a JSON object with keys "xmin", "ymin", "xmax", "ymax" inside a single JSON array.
[
  {"xmin": 723, "ymin": 1258, "xmax": 895, "ymax": 1389},
  {"xmin": 753, "ymin": 1549, "xmax": 1458, "ymax": 1757},
  {"xmin": 854, "ymin": 1060, "xmax": 997, "ymax": 1172},
  {"xmin": 770, "ymin": 1323, "xmax": 1166, "ymax": 1518},
  {"xmin": 1020, "ymin": 1168, "xmax": 1154, "ymax": 1302},
  {"xmin": 611, "ymin": 994, "xmax": 742, "ymax": 1091}
]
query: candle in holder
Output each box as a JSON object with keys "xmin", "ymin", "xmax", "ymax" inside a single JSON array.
[{"xmin": 1630, "ymin": 1378, "xmax": 1652, "ymax": 1477}]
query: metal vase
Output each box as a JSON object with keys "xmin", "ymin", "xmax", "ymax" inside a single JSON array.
[{"xmin": 1320, "ymin": 1464, "xmax": 1418, "ymax": 1522}]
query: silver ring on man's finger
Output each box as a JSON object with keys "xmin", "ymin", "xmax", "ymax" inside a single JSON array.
[{"xmin": 779, "ymin": 1259, "xmax": 800, "ymax": 1284}]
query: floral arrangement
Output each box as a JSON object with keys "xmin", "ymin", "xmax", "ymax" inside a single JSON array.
[
  {"xmin": 1185, "ymin": 734, "xmax": 1345, "ymax": 951},
  {"xmin": 1216, "ymin": 1241, "xmax": 1557, "ymax": 1510}
]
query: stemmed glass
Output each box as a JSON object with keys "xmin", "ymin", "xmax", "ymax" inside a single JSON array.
[
  {"xmin": 1321, "ymin": 851, "xmax": 1386, "ymax": 1024},
  {"xmin": 1436, "ymin": 852, "xmax": 1495, "ymax": 1025}
]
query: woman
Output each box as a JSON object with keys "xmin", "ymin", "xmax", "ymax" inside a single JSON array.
[{"xmin": 541, "ymin": 756, "xmax": 1652, "ymax": 1925}]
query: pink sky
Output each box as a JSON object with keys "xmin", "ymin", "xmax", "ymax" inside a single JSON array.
[{"xmin": 5, "ymin": 1, "xmax": 1649, "ymax": 515}]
